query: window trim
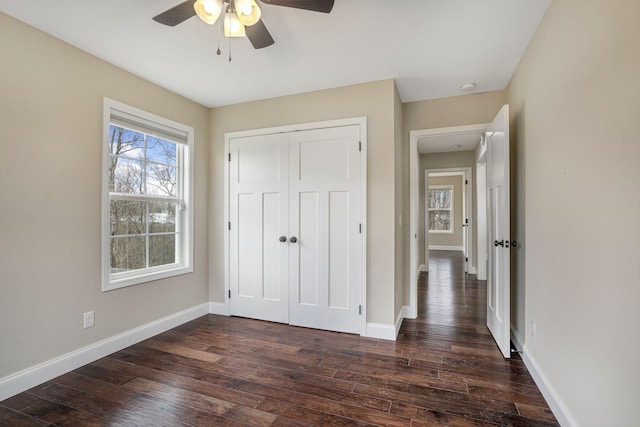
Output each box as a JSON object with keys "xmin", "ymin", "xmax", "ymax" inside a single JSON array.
[
  {"xmin": 102, "ymin": 98, "xmax": 194, "ymax": 291},
  {"xmin": 427, "ymin": 184, "xmax": 454, "ymax": 234}
]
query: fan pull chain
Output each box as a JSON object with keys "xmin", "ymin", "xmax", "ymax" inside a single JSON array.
[
  {"xmin": 216, "ymin": 13, "xmax": 222, "ymax": 55},
  {"xmin": 228, "ymin": 32, "xmax": 232, "ymax": 62}
]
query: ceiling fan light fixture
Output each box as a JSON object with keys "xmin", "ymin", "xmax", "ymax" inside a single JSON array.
[
  {"xmin": 235, "ymin": 0, "xmax": 261, "ymax": 26},
  {"xmin": 224, "ymin": 11, "xmax": 246, "ymax": 37},
  {"xmin": 194, "ymin": 0, "xmax": 223, "ymax": 25}
]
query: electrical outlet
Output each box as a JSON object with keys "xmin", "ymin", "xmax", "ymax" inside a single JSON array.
[
  {"xmin": 83, "ymin": 311, "xmax": 95, "ymax": 329},
  {"xmin": 530, "ymin": 319, "xmax": 536, "ymax": 339}
]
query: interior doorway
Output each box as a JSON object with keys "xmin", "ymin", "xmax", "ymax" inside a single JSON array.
[
  {"xmin": 425, "ymin": 168, "xmax": 473, "ymax": 273},
  {"xmin": 408, "ymin": 124, "xmax": 489, "ymax": 319}
]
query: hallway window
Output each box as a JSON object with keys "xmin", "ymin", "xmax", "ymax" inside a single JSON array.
[{"xmin": 428, "ymin": 185, "xmax": 453, "ymax": 233}]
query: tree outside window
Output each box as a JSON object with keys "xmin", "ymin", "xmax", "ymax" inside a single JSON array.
[{"xmin": 428, "ymin": 185, "xmax": 453, "ymax": 233}]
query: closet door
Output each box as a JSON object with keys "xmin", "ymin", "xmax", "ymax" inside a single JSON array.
[
  {"xmin": 229, "ymin": 133, "xmax": 290, "ymax": 323},
  {"xmin": 289, "ymin": 125, "xmax": 362, "ymax": 334}
]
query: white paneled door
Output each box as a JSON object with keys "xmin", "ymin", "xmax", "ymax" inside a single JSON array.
[
  {"xmin": 229, "ymin": 133, "xmax": 290, "ymax": 323},
  {"xmin": 289, "ymin": 126, "xmax": 363, "ymax": 334},
  {"xmin": 486, "ymin": 105, "xmax": 511, "ymax": 358},
  {"xmin": 228, "ymin": 124, "xmax": 363, "ymax": 334}
]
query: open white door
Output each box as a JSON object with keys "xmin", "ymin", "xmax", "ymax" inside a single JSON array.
[
  {"xmin": 462, "ymin": 172, "xmax": 470, "ymax": 274},
  {"xmin": 486, "ymin": 105, "xmax": 511, "ymax": 358}
]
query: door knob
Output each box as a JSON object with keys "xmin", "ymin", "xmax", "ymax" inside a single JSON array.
[
  {"xmin": 290, "ymin": 236, "xmax": 297, "ymax": 243},
  {"xmin": 279, "ymin": 236, "xmax": 287, "ymax": 242},
  {"xmin": 494, "ymin": 240, "xmax": 504, "ymax": 247},
  {"xmin": 511, "ymin": 241, "xmax": 518, "ymax": 247}
]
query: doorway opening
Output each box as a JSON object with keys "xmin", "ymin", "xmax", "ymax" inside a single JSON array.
[
  {"xmin": 408, "ymin": 105, "xmax": 512, "ymax": 358},
  {"xmin": 425, "ymin": 168, "xmax": 473, "ymax": 273},
  {"xmin": 408, "ymin": 124, "xmax": 489, "ymax": 319}
]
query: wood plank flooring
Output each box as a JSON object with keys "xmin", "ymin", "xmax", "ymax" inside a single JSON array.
[{"xmin": 1, "ymin": 251, "xmax": 558, "ymax": 426}]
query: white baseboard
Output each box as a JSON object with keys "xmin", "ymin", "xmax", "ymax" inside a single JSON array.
[
  {"xmin": 395, "ymin": 307, "xmax": 407, "ymax": 335},
  {"xmin": 405, "ymin": 304, "xmax": 417, "ymax": 319},
  {"xmin": 522, "ymin": 344, "xmax": 577, "ymax": 427},
  {"xmin": 469, "ymin": 266, "xmax": 477, "ymax": 275},
  {"xmin": 429, "ymin": 245, "xmax": 464, "ymax": 251},
  {"xmin": 418, "ymin": 264, "xmax": 428, "ymax": 272},
  {"xmin": 365, "ymin": 306, "xmax": 409, "ymax": 341},
  {"xmin": 208, "ymin": 301, "xmax": 229, "ymax": 316},
  {"xmin": 366, "ymin": 322, "xmax": 397, "ymax": 341},
  {"xmin": 0, "ymin": 303, "xmax": 209, "ymax": 401}
]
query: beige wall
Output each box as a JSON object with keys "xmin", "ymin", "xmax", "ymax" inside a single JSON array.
[
  {"xmin": 507, "ymin": 0, "xmax": 640, "ymax": 425},
  {"xmin": 403, "ymin": 91, "xmax": 507, "ymax": 131},
  {"xmin": 0, "ymin": 14, "xmax": 210, "ymax": 377},
  {"xmin": 209, "ymin": 79, "xmax": 399, "ymax": 326},
  {"xmin": 393, "ymin": 83, "xmax": 405, "ymax": 320},
  {"xmin": 426, "ymin": 175, "xmax": 463, "ymax": 248}
]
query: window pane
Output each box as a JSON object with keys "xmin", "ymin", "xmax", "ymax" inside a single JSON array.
[
  {"xmin": 110, "ymin": 236, "xmax": 146, "ymax": 273},
  {"xmin": 109, "ymin": 125, "xmax": 145, "ymax": 159},
  {"xmin": 429, "ymin": 210, "xmax": 451, "ymax": 231},
  {"xmin": 149, "ymin": 201, "xmax": 176, "ymax": 233},
  {"xmin": 111, "ymin": 157, "xmax": 144, "ymax": 194},
  {"xmin": 146, "ymin": 164, "xmax": 177, "ymax": 197},
  {"xmin": 110, "ymin": 200, "xmax": 146, "ymax": 235},
  {"xmin": 146, "ymin": 136, "xmax": 176, "ymax": 167},
  {"xmin": 428, "ymin": 189, "xmax": 452, "ymax": 209},
  {"xmin": 149, "ymin": 234, "xmax": 176, "ymax": 267}
]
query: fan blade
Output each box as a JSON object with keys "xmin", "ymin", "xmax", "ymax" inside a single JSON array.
[
  {"xmin": 246, "ymin": 20, "xmax": 275, "ymax": 49},
  {"xmin": 153, "ymin": 1, "xmax": 197, "ymax": 26},
  {"xmin": 259, "ymin": 0, "xmax": 334, "ymax": 13}
]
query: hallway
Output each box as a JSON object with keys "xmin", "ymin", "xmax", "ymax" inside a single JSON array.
[{"xmin": 399, "ymin": 250, "xmax": 558, "ymax": 425}]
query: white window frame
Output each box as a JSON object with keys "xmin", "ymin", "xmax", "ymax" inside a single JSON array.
[
  {"xmin": 427, "ymin": 184, "xmax": 454, "ymax": 234},
  {"xmin": 102, "ymin": 98, "xmax": 194, "ymax": 291}
]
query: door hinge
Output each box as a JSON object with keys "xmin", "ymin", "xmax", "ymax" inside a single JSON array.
[
  {"xmin": 359, "ymin": 223, "xmax": 362, "ymax": 234},
  {"xmin": 228, "ymin": 221, "xmax": 231, "ymax": 230},
  {"xmin": 358, "ymin": 141, "xmax": 362, "ymax": 152},
  {"xmin": 465, "ymin": 257, "xmax": 468, "ymax": 262},
  {"xmin": 465, "ymin": 179, "xmax": 468, "ymax": 185},
  {"xmin": 359, "ymin": 305, "xmax": 362, "ymax": 315},
  {"xmin": 228, "ymin": 290, "xmax": 231, "ymax": 299},
  {"xmin": 228, "ymin": 153, "xmax": 231, "ymax": 162}
]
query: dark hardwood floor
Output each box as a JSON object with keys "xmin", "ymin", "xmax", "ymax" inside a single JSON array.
[{"xmin": 1, "ymin": 251, "xmax": 558, "ymax": 426}]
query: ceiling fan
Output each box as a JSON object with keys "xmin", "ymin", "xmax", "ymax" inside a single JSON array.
[{"xmin": 153, "ymin": 0, "xmax": 335, "ymax": 50}]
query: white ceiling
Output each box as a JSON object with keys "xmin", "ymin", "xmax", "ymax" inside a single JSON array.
[
  {"xmin": 418, "ymin": 132, "xmax": 482, "ymax": 154},
  {"xmin": 0, "ymin": 0, "xmax": 551, "ymax": 108}
]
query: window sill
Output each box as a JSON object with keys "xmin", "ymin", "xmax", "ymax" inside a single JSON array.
[{"xmin": 103, "ymin": 264, "xmax": 193, "ymax": 292}]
